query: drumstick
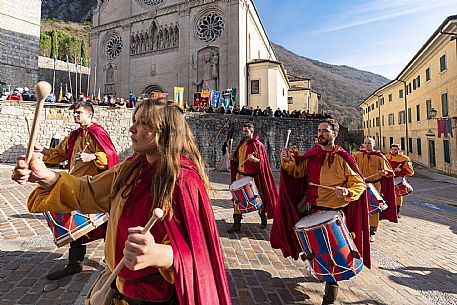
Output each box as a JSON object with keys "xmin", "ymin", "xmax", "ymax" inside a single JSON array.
[
  {"xmin": 25, "ymin": 81, "xmax": 52, "ymax": 164},
  {"xmin": 309, "ymin": 182, "xmax": 337, "ymax": 191},
  {"xmin": 89, "ymin": 208, "xmax": 164, "ymax": 305},
  {"xmin": 364, "ymin": 171, "xmax": 382, "ymax": 180},
  {"xmin": 284, "ymin": 129, "xmax": 292, "ymax": 149}
]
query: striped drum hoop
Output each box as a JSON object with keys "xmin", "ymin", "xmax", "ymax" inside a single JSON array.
[
  {"xmin": 367, "ymin": 183, "xmax": 388, "ymax": 216},
  {"xmin": 294, "ymin": 210, "xmax": 363, "ymax": 282},
  {"xmin": 229, "ymin": 176, "xmax": 263, "ymax": 213},
  {"xmin": 44, "ymin": 211, "xmax": 108, "ymax": 247}
]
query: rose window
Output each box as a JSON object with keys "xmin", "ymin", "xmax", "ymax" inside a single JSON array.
[
  {"xmin": 104, "ymin": 34, "xmax": 123, "ymax": 60},
  {"xmin": 196, "ymin": 13, "xmax": 225, "ymax": 42}
]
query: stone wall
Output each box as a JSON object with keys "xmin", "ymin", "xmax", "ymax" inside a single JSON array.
[
  {"xmin": 0, "ymin": 102, "xmax": 347, "ymax": 168},
  {"xmin": 0, "ymin": 0, "xmax": 41, "ymax": 91},
  {"xmin": 38, "ymin": 57, "xmax": 90, "ymax": 97}
]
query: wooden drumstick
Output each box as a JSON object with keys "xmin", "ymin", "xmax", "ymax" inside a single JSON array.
[
  {"xmin": 25, "ymin": 81, "xmax": 52, "ymax": 164},
  {"xmin": 284, "ymin": 129, "xmax": 292, "ymax": 149},
  {"xmin": 364, "ymin": 171, "xmax": 382, "ymax": 180},
  {"xmin": 89, "ymin": 208, "xmax": 164, "ymax": 305},
  {"xmin": 309, "ymin": 182, "xmax": 337, "ymax": 191},
  {"xmin": 68, "ymin": 141, "xmax": 90, "ymax": 174}
]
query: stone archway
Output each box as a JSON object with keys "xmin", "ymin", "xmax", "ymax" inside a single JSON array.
[{"xmin": 142, "ymin": 84, "xmax": 165, "ymax": 97}]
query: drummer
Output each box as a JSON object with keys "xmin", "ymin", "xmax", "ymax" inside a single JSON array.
[
  {"xmin": 385, "ymin": 143, "xmax": 414, "ymax": 217},
  {"xmin": 227, "ymin": 123, "xmax": 278, "ymax": 233},
  {"xmin": 354, "ymin": 137, "xmax": 396, "ymax": 242},
  {"xmin": 34, "ymin": 101, "xmax": 119, "ymax": 280},
  {"xmin": 271, "ymin": 119, "xmax": 369, "ymax": 305}
]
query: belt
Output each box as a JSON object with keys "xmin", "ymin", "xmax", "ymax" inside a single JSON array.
[{"xmin": 111, "ymin": 273, "xmax": 177, "ymax": 305}]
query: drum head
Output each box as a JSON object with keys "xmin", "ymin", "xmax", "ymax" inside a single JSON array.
[
  {"xmin": 230, "ymin": 176, "xmax": 253, "ymax": 190},
  {"xmin": 295, "ymin": 210, "xmax": 339, "ymax": 229},
  {"xmin": 394, "ymin": 177, "xmax": 403, "ymax": 185}
]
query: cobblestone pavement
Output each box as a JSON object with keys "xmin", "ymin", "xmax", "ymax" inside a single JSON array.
[{"xmin": 0, "ymin": 163, "xmax": 456, "ymax": 305}]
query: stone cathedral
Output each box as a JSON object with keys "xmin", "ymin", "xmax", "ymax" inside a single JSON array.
[{"xmin": 91, "ymin": 0, "xmax": 320, "ymax": 111}]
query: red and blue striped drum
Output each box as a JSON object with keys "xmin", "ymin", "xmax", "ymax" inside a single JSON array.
[
  {"xmin": 44, "ymin": 211, "xmax": 108, "ymax": 247},
  {"xmin": 366, "ymin": 183, "xmax": 388, "ymax": 216},
  {"xmin": 294, "ymin": 210, "xmax": 363, "ymax": 282},
  {"xmin": 394, "ymin": 177, "xmax": 413, "ymax": 196},
  {"xmin": 229, "ymin": 176, "xmax": 263, "ymax": 214}
]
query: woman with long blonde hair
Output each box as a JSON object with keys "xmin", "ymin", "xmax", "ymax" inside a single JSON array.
[{"xmin": 12, "ymin": 98, "xmax": 232, "ymax": 305}]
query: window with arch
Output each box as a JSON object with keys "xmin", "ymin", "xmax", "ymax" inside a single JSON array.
[{"xmin": 196, "ymin": 13, "xmax": 225, "ymax": 42}]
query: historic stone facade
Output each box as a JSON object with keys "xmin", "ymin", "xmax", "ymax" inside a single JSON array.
[
  {"xmin": 90, "ymin": 0, "xmax": 290, "ymax": 110},
  {"xmin": 0, "ymin": 103, "xmax": 346, "ymax": 168},
  {"xmin": 0, "ymin": 0, "xmax": 41, "ymax": 92}
]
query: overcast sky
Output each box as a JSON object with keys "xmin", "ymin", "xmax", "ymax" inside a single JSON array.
[{"xmin": 254, "ymin": 0, "xmax": 457, "ymax": 79}]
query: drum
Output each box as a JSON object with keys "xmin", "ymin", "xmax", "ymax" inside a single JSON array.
[
  {"xmin": 44, "ymin": 211, "xmax": 109, "ymax": 247},
  {"xmin": 229, "ymin": 176, "xmax": 263, "ymax": 213},
  {"xmin": 294, "ymin": 210, "xmax": 363, "ymax": 282},
  {"xmin": 394, "ymin": 177, "xmax": 413, "ymax": 196},
  {"xmin": 366, "ymin": 183, "xmax": 388, "ymax": 216}
]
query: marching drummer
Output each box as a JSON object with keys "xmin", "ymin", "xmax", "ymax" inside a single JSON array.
[
  {"xmin": 227, "ymin": 123, "xmax": 278, "ymax": 233},
  {"xmin": 354, "ymin": 137, "xmax": 396, "ymax": 242},
  {"xmin": 386, "ymin": 143, "xmax": 414, "ymax": 217},
  {"xmin": 271, "ymin": 119, "xmax": 369, "ymax": 305},
  {"xmin": 34, "ymin": 101, "xmax": 119, "ymax": 280}
]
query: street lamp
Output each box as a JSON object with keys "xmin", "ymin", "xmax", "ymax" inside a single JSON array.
[{"xmin": 429, "ymin": 108, "xmax": 438, "ymax": 119}]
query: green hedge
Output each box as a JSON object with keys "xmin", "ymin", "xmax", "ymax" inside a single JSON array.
[{"xmin": 40, "ymin": 29, "xmax": 89, "ymax": 66}]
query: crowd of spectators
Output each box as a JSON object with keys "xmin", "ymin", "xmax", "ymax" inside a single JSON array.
[{"xmin": 187, "ymin": 104, "xmax": 332, "ymax": 120}]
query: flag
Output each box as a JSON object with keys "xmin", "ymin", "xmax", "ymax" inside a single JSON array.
[
  {"xmin": 97, "ymin": 87, "xmax": 101, "ymax": 100},
  {"xmin": 445, "ymin": 118, "xmax": 453, "ymax": 137},
  {"xmin": 438, "ymin": 119, "xmax": 445, "ymax": 138},
  {"xmin": 230, "ymin": 87, "xmax": 237, "ymax": 106},
  {"xmin": 153, "ymin": 92, "xmax": 168, "ymax": 99},
  {"xmin": 201, "ymin": 89, "xmax": 210, "ymax": 98},
  {"xmin": 213, "ymin": 91, "xmax": 221, "ymax": 108},
  {"xmin": 174, "ymin": 87, "xmax": 185, "ymax": 109},
  {"xmin": 193, "ymin": 92, "xmax": 201, "ymax": 107},
  {"xmin": 64, "ymin": 84, "xmax": 68, "ymax": 97},
  {"xmin": 66, "ymin": 54, "xmax": 69, "ymax": 64},
  {"xmin": 53, "ymin": 55, "xmax": 57, "ymax": 64}
]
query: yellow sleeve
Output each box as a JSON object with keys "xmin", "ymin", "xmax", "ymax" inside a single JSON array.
[
  {"xmin": 404, "ymin": 159, "xmax": 414, "ymax": 176},
  {"xmin": 42, "ymin": 136, "xmax": 69, "ymax": 165},
  {"xmin": 94, "ymin": 152, "xmax": 108, "ymax": 169},
  {"xmin": 281, "ymin": 156, "xmax": 307, "ymax": 178},
  {"xmin": 158, "ymin": 235, "xmax": 175, "ymax": 284},
  {"xmin": 27, "ymin": 164, "xmax": 121, "ymax": 214},
  {"xmin": 343, "ymin": 163, "xmax": 366, "ymax": 202}
]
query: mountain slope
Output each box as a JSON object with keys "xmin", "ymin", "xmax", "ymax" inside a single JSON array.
[
  {"xmin": 272, "ymin": 43, "xmax": 389, "ymax": 128},
  {"xmin": 42, "ymin": 0, "xmax": 97, "ymax": 22}
]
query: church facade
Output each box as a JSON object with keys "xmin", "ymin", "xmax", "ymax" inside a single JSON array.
[{"xmin": 91, "ymin": 0, "xmax": 294, "ymax": 110}]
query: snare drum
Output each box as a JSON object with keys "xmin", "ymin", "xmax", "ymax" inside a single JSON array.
[
  {"xmin": 229, "ymin": 176, "xmax": 263, "ymax": 213},
  {"xmin": 366, "ymin": 183, "xmax": 388, "ymax": 216},
  {"xmin": 394, "ymin": 177, "xmax": 413, "ymax": 196},
  {"xmin": 294, "ymin": 210, "xmax": 363, "ymax": 282},
  {"xmin": 44, "ymin": 211, "xmax": 109, "ymax": 247}
]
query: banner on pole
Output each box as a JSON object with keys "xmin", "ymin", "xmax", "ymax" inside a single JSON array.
[{"xmin": 174, "ymin": 87, "xmax": 185, "ymax": 109}]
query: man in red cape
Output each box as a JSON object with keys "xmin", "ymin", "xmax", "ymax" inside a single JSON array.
[
  {"xmin": 270, "ymin": 119, "xmax": 370, "ymax": 305},
  {"xmin": 35, "ymin": 101, "xmax": 119, "ymax": 280},
  {"xmin": 227, "ymin": 122, "xmax": 278, "ymax": 233},
  {"xmin": 354, "ymin": 137, "xmax": 396, "ymax": 242}
]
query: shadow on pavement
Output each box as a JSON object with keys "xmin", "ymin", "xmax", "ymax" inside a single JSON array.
[
  {"xmin": 0, "ymin": 249, "xmax": 101, "ymax": 304},
  {"xmin": 217, "ymin": 219, "xmax": 271, "ymax": 242},
  {"xmin": 379, "ymin": 266, "xmax": 457, "ymax": 295},
  {"xmin": 228, "ymin": 268, "xmax": 314, "ymax": 305},
  {"xmin": 10, "ymin": 213, "xmax": 45, "ymax": 220}
]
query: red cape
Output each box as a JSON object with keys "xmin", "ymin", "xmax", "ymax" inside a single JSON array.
[
  {"xmin": 363, "ymin": 150, "xmax": 397, "ymax": 223},
  {"xmin": 270, "ymin": 146, "xmax": 371, "ymax": 268},
  {"xmin": 115, "ymin": 156, "xmax": 231, "ymax": 304},
  {"xmin": 67, "ymin": 122, "xmax": 119, "ymax": 169},
  {"xmin": 230, "ymin": 135, "xmax": 278, "ymax": 219}
]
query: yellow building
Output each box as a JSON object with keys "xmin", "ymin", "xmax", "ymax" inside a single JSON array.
[
  {"xmin": 287, "ymin": 75, "xmax": 320, "ymax": 114},
  {"xmin": 359, "ymin": 15, "xmax": 457, "ymax": 175}
]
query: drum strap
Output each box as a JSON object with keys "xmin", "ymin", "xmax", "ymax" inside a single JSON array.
[{"xmin": 366, "ymin": 178, "xmax": 381, "ymax": 184}]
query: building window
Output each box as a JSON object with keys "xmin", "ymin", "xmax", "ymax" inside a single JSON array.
[
  {"xmin": 250, "ymin": 80, "xmax": 260, "ymax": 95},
  {"xmin": 380, "ymin": 97, "xmax": 384, "ymax": 105},
  {"xmin": 388, "ymin": 113, "xmax": 395, "ymax": 125},
  {"xmin": 196, "ymin": 13, "xmax": 225, "ymax": 42},
  {"xmin": 382, "ymin": 137, "xmax": 386, "ymax": 149},
  {"xmin": 442, "ymin": 93, "xmax": 448, "ymax": 117},
  {"xmin": 425, "ymin": 67, "xmax": 430, "ymax": 82},
  {"xmin": 440, "ymin": 54, "xmax": 447, "ymax": 72},
  {"xmin": 390, "ymin": 137, "xmax": 394, "ymax": 147},
  {"xmin": 444, "ymin": 140, "xmax": 450, "ymax": 163},
  {"xmin": 401, "ymin": 137, "xmax": 405, "ymax": 151},
  {"xmin": 399, "ymin": 89, "xmax": 404, "ymax": 98},
  {"xmin": 408, "ymin": 83, "xmax": 412, "ymax": 94},
  {"xmin": 382, "ymin": 115, "xmax": 385, "ymax": 126},
  {"xmin": 288, "ymin": 97, "xmax": 293, "ymax": 104},
  {"xmin": 408, "ymin": 138, "xmax": 413, "ymax": 154},
  {"xmin": 417, "ymin": 138, "xmax": 422, "ymax": 156},
  {"xmin": 398, "ymin": 111, "xmax": 406, "ymax": 124},
  {"xmin": 426, "ymin": 99, "xmax": 432, "ymax": 119},
  {"xmin": 388, "ymin": 94, "xmax": 392, "ymax": 102},
  {"xmin": 413, "ymin": 79, "xmax": 416, "ymax": 90},
  {"xmin": 407, "ymin": 108, "xmax": 412, "ymax": 123},
  {"xmin": 376, "ymin": 117, "xmax": 380, "ymax": 127},
  {"xmin": 416, "ymin": 104, "xmax": 420, "ymax": 121},
  {"xmin": 376, "ymin": 100, "xmax": 378, "ymax": 108},
  {"xmin": 416, "ymin": 75, "xmax": 420, "ymax": 88}
]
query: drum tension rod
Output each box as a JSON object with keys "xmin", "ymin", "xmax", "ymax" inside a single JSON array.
[{"xmin": 301, "ymin": 252, "xmax": 316, "ymax": 262}]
